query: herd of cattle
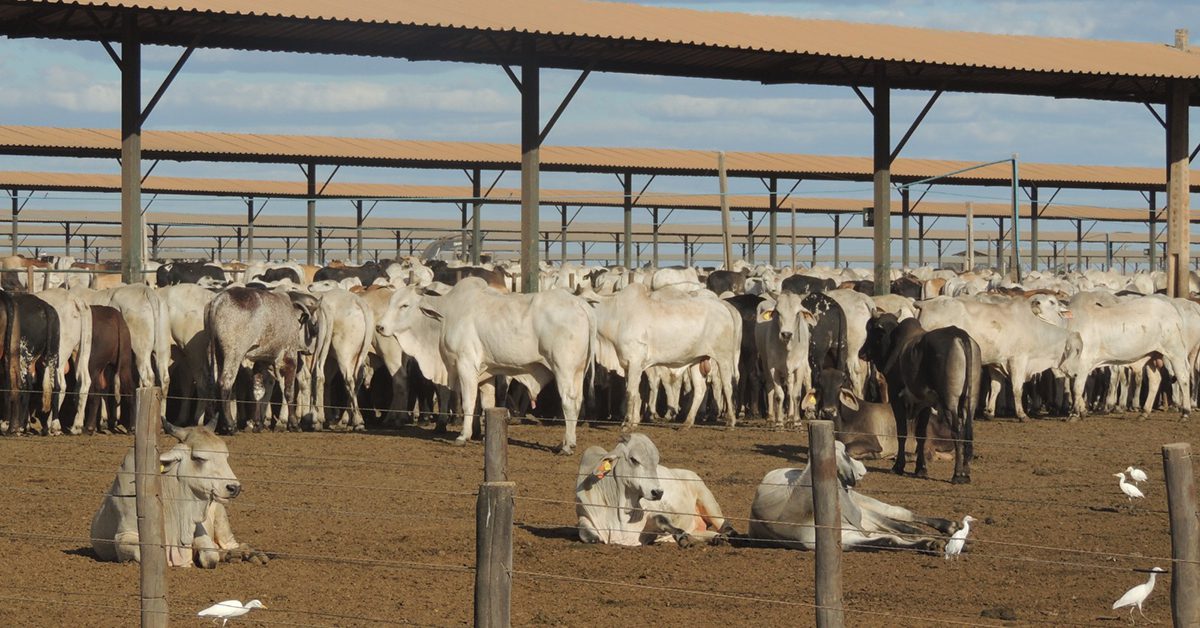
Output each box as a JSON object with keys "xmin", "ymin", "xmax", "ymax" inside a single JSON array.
[{"xmin": 2, "ymin": 252, "xmax": 1198, "ymax": 563}]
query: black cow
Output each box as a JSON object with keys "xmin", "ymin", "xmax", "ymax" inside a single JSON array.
[
  {"xmin": 0, "ymin": 291, "xmax": 19, "ymax": 428},
  {"xmin": 7, "ymin": 293, "xmax": 59, "ymax": 434},
  {"xmin": 723, "ymin": 293, "xmax": 765, "ymax": 418},
  {"xmin": 705, "ymin": 269, "xmax": 747, "ymax": 295},
  {"xmin": 780, "ymin": 274, "xmax": 836, "ymax": 295},
  {"xmin": 252, "ymin": 266, "xmax": 302, "ymax": 284},
  {"xmin": 864, "ymin": 315, "xmax": 981, "ymax": 484},
  {"xmin": 156, "ymin": 261, "xmax": 226, "ymax": 287},
  {"xmin": 890, "ymin": 276, "xmax": 924, "ymax": 299},
  {"xmin": 800, "ymin": 292, "xmax": 848, "ymax": 377},
  {"xmin": 81, "ymin": 305, "xmax": 135, "ymax": 434},
  {"xmin": 839, "ymin": 280, "xmax": 875, "ymax": 295},
  {"xmin": 432, "ymin": 265, "xmax": 508, "ymax": 290},
  {"xmin": 313, "ymin": 261, "xmax": 387, "ymax": 286}
]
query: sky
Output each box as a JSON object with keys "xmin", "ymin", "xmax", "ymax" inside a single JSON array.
[{"xmin": 0, "ymin": 0, "xmax": 1197, "ymax": 266}]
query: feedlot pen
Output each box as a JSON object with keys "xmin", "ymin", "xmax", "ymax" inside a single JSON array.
[{"xmin": 0, "ymin": 411, "xmax": 1191, "ymax": 627}]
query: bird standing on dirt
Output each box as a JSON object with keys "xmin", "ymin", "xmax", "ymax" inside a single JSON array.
[
  {"xmin": 1112, "ymin": 568, "xmax": 1165, "ymax": 622},
  {"xmin": 943, "ymin": 515, "xmax": 976, "ymax": 559},
  {"xmin": 197, "ymin": 599, "xmax": 266, "ymax": 626},
  {"xmin": 1124, "ymin": 466, "xmax": 1148, "ymax": 484},
  {"xmin": 1114, "ymin": 472, "xmax": 1145, "ymax": 502}
]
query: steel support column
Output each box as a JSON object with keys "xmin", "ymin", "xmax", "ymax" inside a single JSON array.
[
  {"xmin": 305, "ymin": 163, "xmax": 316, "ymax": 266},
  {"xmin": 559, "ymin": 205, "xmax": 568, "ymax": 266},
  {"xmin": 355, "ymin": 199, "xmax": 364, "ymax": 264},
  {"xmin": 9, "ymin": 189, "xmax": 16, "ymax": 257},
  {"xmin": 996, "ymin": 217, "xmax": 1005, "ymax": 271},
  {"xmin": 520, "ymin": 60, "xmax": 541, "ymax": 293},
  {"xmin": 246, "ymin": 197, "xmax": 255, "ymax": 263},
  {"xmin": 833, "ymin": 215, "xmax": 841, "ymax": 267},
  {"xmin": 623, "ymin": 172, "xmax": 633, "ymax": 269},
  {"xmin": 1075, "ymin": 220, "xmax": 1083, "ymax": 271},
  {"xmin": 871, "ymin": 70, "xmax": 891, "ymax": 296},
  {"xmin": 1029, "ymin": 186, "xmax": 1039, "ymax": 272},
  {"xmin": 917, "ymin": 215, "xmax": 925, "ymax": 267},
  {"xmin": 651, "ymin": 207, "xmax": 660, "ymax": 267},
  {"xmin": 768, "ymin": 177, "xmax": 778, "ymax": 267},
  {"xmin": 63, "ymin": 222, "xmax": 71, "ymax": 257},
  {"xmin": 472, "ymin": 168, "xmax": 483, "ymax": 265},
  {"xmin": 900, "ymin": 187, "xmax": 910, "ymax": 269},
  {"xmin": 120, "ymin": 16, "xmax": 143, "ymax": 284},
  {"xmin": 1166, "ymin": 79, "xmax": 1191, "ymax": 297},
  {"xmin": 1149, "ymin": 190, "xmax": 1158, "ymax": 270},
  {"xmin": 746, "ymin": 209, "xmax": 754, "ymax": 264}
]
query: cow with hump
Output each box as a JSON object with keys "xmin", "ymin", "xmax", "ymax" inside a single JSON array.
[
  {"xmin": 90, "ymin": 417, "xmax": 265, "ymax": 568},
  {"xmin": 749, "ymin": 440, "xmax": 957, "ymax": 554},
  {"xmin": 575, "ymin": 432, "xmax": 734, "ymax": 547}
]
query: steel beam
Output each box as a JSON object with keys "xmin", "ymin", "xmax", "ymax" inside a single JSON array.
[
  {"xmin": 520, "ymin": 59, "xmax": 540, "ymax": 293},
  {"xmin": 833, "ymin": 215, "xmax": 841, "ymax": 267},
  {"xmin": 120, "ymin": 15, "xmax": 142, "ymax": 284},
  {"xmin": 559, "ymin": 205, "xmax": 568, "ymax": 265},
  {"xmin": 871, "ymin": 69, "xmax": 891, "ymax": 296}
]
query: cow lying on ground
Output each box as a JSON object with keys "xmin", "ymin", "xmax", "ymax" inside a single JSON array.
[
  {"xmin": 749, "ymin": 440, "xmax": 956, "ymax": 553},
  {"xmin": 575, "ymin": 433, "xmax": 735, "ymax": 547},
  {"xmin": 90, "ymin": 418, "xmax": 266, "ymax": 568}
]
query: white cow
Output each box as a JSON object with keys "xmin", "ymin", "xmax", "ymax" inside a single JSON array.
[
  {"xmin": 575, "ymin": 433, "xmax": 733, "ymax": 546},
  {"xmin": 376, "ymin": 278, "xmax": 594, "ymax": 453},
  {"xmin": 33, "ymin": 288, "xmax": 92, "ymax": 435},
  {"xmin": 917, "ymin": 294, "xmax": 1083, "ymax": 420},
  {"xmin": 80, "ymin": 284, "xmax": 171, "ymax": 397},
  {"xmin": 308, "ymin": 286, "xmax": 374, "ymax": 431},
  {"xmin": 825, "ymin": 288, "xmax": 874, "ymax": 396},
  {"xmin": 359, "ymin": 286, "xmax": 412, "ymax": 424},
  {"xmin": 749, "ymin": 440, "xmax": 956, "ymax": 553},
  {"xmin": 754, "ymin": 293, "xmax": 815, "ymax": 429},
  {"xmin": 592, "ymin": 283, "xmax": 741, "ymax": 428},
  {"xmin": 90, "ymin": 419, "xmax": 260, "ymax": 568},
  {"xmin": 158, "ymin": 283, "xmax": 217, "ymax": 424}
]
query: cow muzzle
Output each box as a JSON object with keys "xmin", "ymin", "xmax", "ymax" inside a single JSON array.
[
  {"xmin": 223, "ymin": 483, "xmax": 242, "ymax": 500},
  {"xmin": 779, "ymin": 331, "xmax": 793, "ymax": 342},
  {"xmin": 649, "ymin": 488, "xmax": 664, "ymax": 501}
]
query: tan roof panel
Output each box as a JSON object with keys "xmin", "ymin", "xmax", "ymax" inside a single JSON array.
[{"xmin": 1, "ymin": 126, "xmax": 1196, "ymax": 192}]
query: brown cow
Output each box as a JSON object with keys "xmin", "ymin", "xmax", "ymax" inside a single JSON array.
[{"xmin": 82, "ymin": 306, "xmax": 135, "ymax": 434}]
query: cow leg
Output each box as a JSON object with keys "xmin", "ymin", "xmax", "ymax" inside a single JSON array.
[
  {"xmin": 841, "ymin": 530, "xmax": 943, "ymax": 556},
  {"xmin": 853, "ymin": 492, "xmax": 956, "ymax": 534},
  {"xmin": 1007, "ymin": 359, "xmax": 1031, "ymax": 421},
  {"xmin": 277, "ymin": 356, "xmax": 298, "ymax": 431},
  {"xmin": 623, "ymin": 359, "xmax": 646, "ymax": 428},
  {"xmin": 113, "ymin": 530, "xmax": 141, "ymax": 563},
  {"xmin": 912, "ymin": 408, "xmax": 930, "ymax": 479},
  {"xmin": 681, "ymin": 365, "xmax": 707, "ymax": 428},
  {"xmin": 552, "ymin": 362, "xmax": 584, "ymax": 456},
  {"xmin": 891, "ymin": 398, "xmax": 912, "ymax": 476},
  {"xmin": 1166, "ymin": 353, "xmax": 1193, "ymax": 420},
  {"xmin": 216, "ymin": 355, "xmax": 240, "ymax": 435},
  {"xmin": 718, "ymin": 357, "xmax": 737, "ymax": 428},
  {"xmin": 766, "ymin": 367, "xmax": 782, "ymax": 429},
  {"xmin": 945, "ymin": 403, "xmax": 970, "ymax": 484},
  {"xmin": 663, "ymin": 370, "xmax": 683, "ymax": 421},
  {"xmin": 1139, "ymin": 364, "xmax": 1161, "ymax": 419},
  {"xmin": 340, "ymin": 353, "xmax": 366, "ymax": 432},
  {"xmin": 454, "ymin": 366, "xmax": 482, "ymax": 445},
  {"xmin": 983, "ymin": 372, "xmax": 1001, "ymax": 420}
]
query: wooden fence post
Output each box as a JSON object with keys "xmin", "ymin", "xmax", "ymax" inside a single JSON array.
[
  {"xmin": 134, "ymin": 386, "xmax": 168, "ymax": 628},
  {"xmin": 808, "ymin": 420, "xmax": 845, "ymax": 628},
  {"xmin": 475, "ymin": 407, "xmax": 513, "ymax": 628},
  {"xmin": 1162, "ymin": 442, "xmax": 1200, "ymax": 627}
]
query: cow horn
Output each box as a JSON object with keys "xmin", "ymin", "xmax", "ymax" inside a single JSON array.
[
  {"xmin": 161, "ymin": 417, "xmax": 187, "ymax": 442},
  {"xmin": 202, "ymin": 414, "xmax": 219, "ymax": 433}
]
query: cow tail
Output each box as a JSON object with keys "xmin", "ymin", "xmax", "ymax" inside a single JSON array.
[
  {"xmin": 42, "ymin": 306, "xmax": 60, "ymax": 414},
  {"xmin": 356, "ymin": 299, "xmax": 373, "ymax": 383},
  {"xmin": 3, "ymin": 294, "xmax": 18, "ymax": 422},
  {"xmin": 958, "ymin": 332, "xmax": 975, "ymax": 463},
  {"xmin": 585, "ymin": 302, "xmax": 598, "ymax": 400}
]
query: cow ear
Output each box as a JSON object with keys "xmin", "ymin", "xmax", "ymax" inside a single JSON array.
[
  {"xmin": 158, "ymin": 449, "xmax": 185, "ymax": 474},
  {"xmin": 839, "ymin": 388, "xmax": 860, "ymax": 411},
  {"xmin": 801, "ymin": 309, "xmax": 818, "ymax": 326},
  {"xmin": 593, "ymin": 456, "xmax": 616, "ymax": 480},
  {"xmin": 420, "ymin": 306, "xmax": 444, "ymax": 321}
]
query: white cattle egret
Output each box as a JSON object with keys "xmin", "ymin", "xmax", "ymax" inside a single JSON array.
[
  {"xmin": 198, "ymin": 600, "xmax": 266, "ymax": 626},
  {"xmin": 1115, "ymin": 472, "xmax": 1145, "ymax": 502},
  {"xmin": 944, "ymin": 515, "xmax": 976, "ymax": 559},
  {"xmin": 1112, "ymin": 567, "xmax": 1165, "ymax": 621},
  {"xmin": 1125, "ymin": 466, "xmax": 1148, "ymax": 484}
]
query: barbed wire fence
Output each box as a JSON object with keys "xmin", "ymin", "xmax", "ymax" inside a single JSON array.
[{"xmin": 2, "ymin": 382, "xmax": 1200, "ymax": 627}]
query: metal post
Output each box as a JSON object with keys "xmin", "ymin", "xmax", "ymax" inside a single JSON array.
[
  {"xmin": 10, "ymin": 189, "xmax": 17, "ymax": 257},
  {"xmin": 475, "ymin": 408, "xmax": 513, "ymax": 628},
  {"xmin": 472, "ymin": 168, "xmax": 483, "ymax": 265},
  {"xmin": 355, "ymin": 199, "xmax": 364, "ymax": 265},
  {"xmin": 996, "ymin": 217, "xmax": 1005, "ymax": 271},
  {"xmin": 833, "ymin": 215, "xmax": 841, "ymax": 267},
  {"xmin": 246, "ymin": 197, "xmax": 255, "ymax": 263},
  {"xmin": 63, "ymin": 222, "xmax": 71, "ymax": 257},
  {"xmin": 460, "ymin": 202, "xmax": 468, "ymax": 263},
  {"xmin": 1149, "ymin": 190, "xmax": 1158, "ymax": 271},
  {"xmin": 811, "ymin": 237, "xmax": 817, "ymax": 268},
  {"xmin": 937, "ymin": 239, "xmax": 943, "ymax": 267},
  {"xmin": 768, "ymin": 177, "xmax": 778, "ymax": 267},
  {"xmin": 1105, "ymin": 233, "xmax": 1113, "ymax": 271},
  {"xmin": 1029, "ymin": 185, "xmax": 1039, "ymax": 273},
  {"xmin": 560, "ymin": 206, "xmax": 568, "ymax": 266},
  {"xmin": 682, "ymin": 235, "xmax": 689, "ymax": 267},
  {"xmin": 900, "ymin": 187, "xmax": 910, "ymax": 269},
  {"xmin": 1075, "ymin": 220, "xmax": 1083, "ymax": 272},
  {"xmin": 234, "ymin": 227, "xmax": 243, "ymax": 263},
  {"xmin": 790, "ymin": 203, "xmax": 797, "ymax": 269},
  {"xmin": 917, "ymin": 215, "xmax": 925, "ymax": 267},
  {"xmin": 965, "ymin": 203, "xmax": 974, "ymax": 272},
  {"xmin": 872, "ymin": 69, "xmax": 892, "ymax": 296},
  {"xmin": 718, "ymin": 152, "xmax": 733, "ymax": 269},
  {"xmin": 623, "ymin": 172, "xmax": 633, "ymax": 269},
  {"xmin": 809, "ymin": 420, "xmax": 844, "ymax": 628},
  {"xmin": 1166, "ymin": 78, "xmax": 1191, "ymax": 297},
  {"xmin": 651, "ymin": 207, "xmax": 660, "ymax": 267},
  {"xmin": 520, "ymin": 57, "xmax": 541, "ymax": 293},
  {"xmin": 1010, "ymin": 154, "xmax": 1020, "ymax": 280},
  {"xmin": 134, "ymin": 387, "xmax": 167, "ymax": 628},
  {"xmin": 746, "ymin": 209, "xmax": 754, "ymax": 265},
  {"xmin": 120, "ymin": 16, "xmax": 143, "ymax": 285},
  {"xmin": 1162, "ymin": 442, "xmax": 1200, "ymax": 626},
  {"xmin": 305, "ymin": 162, "xmax": 316, "ymax": 266}
]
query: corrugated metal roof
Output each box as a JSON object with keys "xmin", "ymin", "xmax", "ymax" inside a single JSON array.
[
  {"xmin": 0, "ymin": 1, "xmax": 1196, "ymax": 104},
  {"xmin": 3, "ymin": 170, "xmax": 1195, "ymax": 223},
  {"xmin": 0, "ymin": 126, "xmax": 1195, "ymax": 192}
]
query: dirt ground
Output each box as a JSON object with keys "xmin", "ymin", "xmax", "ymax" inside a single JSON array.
[{"xmin": 0, "ymin": 410, "xmax": 1194, "ymax": 627}]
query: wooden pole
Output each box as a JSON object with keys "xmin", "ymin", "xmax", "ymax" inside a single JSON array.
[
  {"xmin": 718, "ymin": 151, "xmax": 733, "ymax": 269},
  {"xmin": 1165, "ymin": 77, "xmax": 1191, "ymax": 297},
  {"xmin": 476, "ymin": 407, "xmax": 512, "ymax": 628},
  {"xmin": 134, "ymin": 387, "xmax": 167, "ymax": 628},
  {"xmin": 1162, "ymin": 442, "xmax": 1200, "ymax": 627},
  {"xmin": 808, "ymin": 420, "xmax": 844, "ymax": 628},
  {"xmin": 120, "ymin": 15, "xmax": 144, "ymax": 285}
]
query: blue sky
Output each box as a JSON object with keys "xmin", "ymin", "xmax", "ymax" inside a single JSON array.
[{"xmin": 0, "ymin": 0, "xmax": 1196, "ymax": 265}]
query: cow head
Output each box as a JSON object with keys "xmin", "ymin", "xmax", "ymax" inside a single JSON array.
[
  {"xmin": 813, "ymin": 367, "xmax": 856, "ymax": 427},
  {"xmin": 161, "ymin": 418, "xmax": 241, "ymax": 503},
  {"xmin": 833, "ymin": 440, "xmax": 867, "ymax": 488},
  {"xmin": 1029, "ymin": 294, "xmax": 1072, "ymax": 327},
  {"xmin": 287, "ymin": 292, "xmax": 322, "ymax": 354},
  {"xmin": 591, "ymin": 433, "xmax": 664, "ymax": 502},
  {"xmin": 376, "ymin": 286, "xmax": 428, "ymax": 337},
  {"xmin": 863, "ymin": 313, "xmax": 900, "ymax": 367},
  {"xmin": 769, "ymin": 292, "xmax": 816, "ymax": 344}
]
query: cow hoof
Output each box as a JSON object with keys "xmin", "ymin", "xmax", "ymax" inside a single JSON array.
[
  {"xmin": 675, "ymin": 535, "xmax": 693, "ymax": 549},
  {"xmin": 915, "ymin": 469, "xmax": 928, "ymax": 479},
  {"xmin": 1016, "ymin": 414, "xmax": 1029, "ymax": 423},
  {"xmin": 951, "ymin": 475, "xmax": 971, "ymax": 485},
  {"xmin": 1137, "ymin": 413, "xmax": 1149, "ymax": 422},
  {"xmin": 453, "ymin": 436, "xmax": 468, "ymax": 447},
  {"xmin": 353, "ymin": 424, "xmax": 367, "ymax": 433},
  {"xmin": 558, "ymin": 446, "xmax": 574, "ymax": 456},
  {"xmin": 891, "ymin": 464, "xmax": 905, "ymax": 476}
]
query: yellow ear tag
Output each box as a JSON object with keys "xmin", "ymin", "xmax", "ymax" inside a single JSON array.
[
  {"xmin": 761, "ymin": 310, "xmax": 774, "ymax": 322},
  {"xmin": 806, "ymin": 392, "xmax": 817, "ymax": 405},
  {"xmin": 159, "ymin": 463, "xmax": 166, "ymax": 473},
  {"xmin": 595, "ymin": 459, "xmax": 613, "ymax": 479}
]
